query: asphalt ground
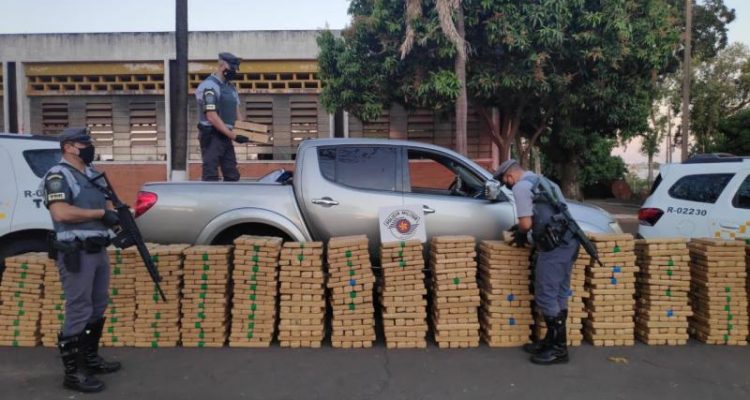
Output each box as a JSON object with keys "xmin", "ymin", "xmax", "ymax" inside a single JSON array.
[
  {"xmin": 1, "ymin": 340, "xmax": 748, "ymax": 400},
  {"xmin": 3, "ymin": 199, "xmax": 748, "ymax": 400}
]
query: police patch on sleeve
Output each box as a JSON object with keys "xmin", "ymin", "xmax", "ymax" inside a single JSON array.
[
  {"xmin": 44, "ymin": 173, "xmax": 70, "ymax": 206},
  {"xmin": 203, "ymin": 89, "xmax": 217, "ymax": 112}
]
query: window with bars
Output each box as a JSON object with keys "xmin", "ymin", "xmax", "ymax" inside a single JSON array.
[
  {"xmin": 244, "ymin": 99, "xmax": 274, "ymax": 160},
  {"xmin": 129, "ymin": 102, "xmax": 159, "ymax": 161},
  {"xmin": 290, "ymin": 99, "xmax": 319, "ymax": 144},
  {"xmin": 86, "ymin": 102, "xmax": 114, "ymax": 161},
  {"xmin": 42, "ymin": 102, "xmax": 69, "ymax": 136},
  {"xmin": 407, "ymin": 109, "xmax": 434, "ymax": 143}
]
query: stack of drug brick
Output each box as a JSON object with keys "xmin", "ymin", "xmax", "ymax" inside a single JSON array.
[
  {"xmin": 101, "ymin": 248, "xmax": 137, "ymax": 347},
  {"xmin": 688, "ymin": 239, "xmax": 748, "ymax": 345},
  {"xmin": 379, "ymin": 239, "xmax": 428, "ymax": 349},
  {"xmin": 230, "ymin": 236, "xmax": 282, "ymax": 347},
  {"xmin": 134, "ymin": 244, "xmax": 187, "ymax": 348},
  {"xmin": 478, "ymin": 241, "xmax": 533, "ymax": 347},
  {"xmin": 583, "ymin": 234, "xmax": 637, "ymax": 346},
  {"xmin": 634, "ymin": 238, "xmax": 691, "ymax": 345},
  {"xmin": 0, "ymin": 253, "xmax": 47, "ymax": 347},
  {"xmin": 40, "ymin": 259, "xmax": 65, "ymax": 347},
  {"xmin": 278, "ymin": 241, "xmax": 326, "ymax": 348},
  {"xmin": 534, "ymin": 248, "xmax": 588, "ymax": 346},
  {"xmin": 181, "ymin": 245, "xmax": 232, "ymax": 347},
  {"xmin": 327, "ymin": 235, "xmax": 376, "ymax": 348},
  {"xmin": 429, "ymin": 235, "xmax": 480, "ymax": 348}
]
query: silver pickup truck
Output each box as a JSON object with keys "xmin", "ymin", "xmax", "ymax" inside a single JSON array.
[{"xmin": 136, "ymin": 139, "xmax": 622, "ymax": 253}]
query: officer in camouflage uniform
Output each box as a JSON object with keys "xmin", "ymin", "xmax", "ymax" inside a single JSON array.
[
  {"xmin": 196, "ymin": 52, "xmax": 249, "ymax": 181},
  {"xmin": 496, "ymin": 159, "xmax": 580, "ymax": 365},
  {"xmin": 42, "ymin": 128, "xmax": 122, "ymax": 392}
]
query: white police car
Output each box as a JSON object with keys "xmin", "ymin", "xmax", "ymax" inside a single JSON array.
[
  {"xmin": 638, "ymin": 154, "xmax": 750, "ymax": 240},
  {"xmin": 0, "ymin": 133, "xmax": 60, "ymax": 276}
]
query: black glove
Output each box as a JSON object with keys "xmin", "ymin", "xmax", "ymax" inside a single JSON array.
[
  {"xmin": 512, "ymin": 229, "xmax": 529, "ymax": 247},
  {"xmin": 101, "ymin": 209, "xmax": 120, "ymax": 228},
  {"xmin": 234, "ymin": 134, "xmax": 250, "ymax": 144},
  {"xmin": 508, "ymin": 224, "xmax": 519, "ymax": 233}
]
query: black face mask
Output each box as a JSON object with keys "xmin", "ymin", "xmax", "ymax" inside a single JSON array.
[
  {"xmin": 78, "ymin": 145, "xmax": 96, "ymax": 165},
  {"xmin": 223, "ymin": 68, "xmax": 237, "ymax": 81}
]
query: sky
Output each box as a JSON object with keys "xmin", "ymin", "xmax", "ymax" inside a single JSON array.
[{"xmin": 0, "ymin": 0, "xmax": 747, "ymax": 165}]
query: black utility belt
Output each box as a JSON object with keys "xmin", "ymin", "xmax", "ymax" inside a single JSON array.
[{"xmin": 54, "ymin": 236, "xmax": 111, "ymax": 254}]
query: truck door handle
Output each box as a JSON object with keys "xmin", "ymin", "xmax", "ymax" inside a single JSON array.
[
  {"xmin": 312, "ymin": 197, "xmax": 339, "ymax": 207},
  {"xmin": 720, "ymin": 223, "xmax": 739, "ymax": 229},
  {"xmin": 422, "ymin": 205, "xmax": 435, "ymax": 214}
]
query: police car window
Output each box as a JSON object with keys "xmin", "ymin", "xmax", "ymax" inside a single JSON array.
[
  {"xmin": 318, "ymin": 146, "xmax": 398, "ymax": 192},
  {"xmin": 23, "ymin": 149, "xmax": 62, "ymax": 178},
  {"xmin": 732, "ymin": 175, "xmax": 750, "ymax": 209},
  {"xmin": 667, "ymin": 173, "xmax": 734, "ymax": 203}
]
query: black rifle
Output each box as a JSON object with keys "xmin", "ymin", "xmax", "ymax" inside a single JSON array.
[
  {"xmin": 89, "ymin": 172, "xmax": 167, "ymax": 301},
  {"xmin": 533, "ymin": 176, "xmax": 604, "ymax": 267}
]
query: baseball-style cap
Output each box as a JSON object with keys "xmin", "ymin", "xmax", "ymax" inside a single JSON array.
[
  {"xmin": 58, "ymin": 127, "xmax": 92, "ymax": 144},
  {"xmin": 494, "ymin": 159, "xmax": 519, "ymax": 178},
  {"xmin": 219, "ymin": 52, "xmax": 241, "ymax": 69}
]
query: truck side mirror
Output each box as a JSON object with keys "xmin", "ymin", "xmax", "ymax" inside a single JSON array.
[{"xmin": 484, "ymin": 179, "xmax": 507, "ymax": 202}]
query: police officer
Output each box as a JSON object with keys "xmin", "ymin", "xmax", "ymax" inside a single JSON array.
[
  {"xmin": 42, "ymin": 128, "xmax": 122, "ymax": 392},
  {"xmin": 196, "ymin": 52, "xmax": 249, "ymax": 181},
  {"xmin": 495, "ymin": 159, "xmax": 579, "ymax": 365}
]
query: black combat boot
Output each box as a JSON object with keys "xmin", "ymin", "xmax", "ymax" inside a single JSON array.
[
  {"xmin": 58, "ymin": 333, "xmax": 105, "ymax": 393},
  {"xmin": 523, "ymin": 309, "xmax": 567, "ymax": 355},
  {"xmin": 530, "ymin": 313, "xmax": 569, "ymax": 365},
  {"xmin": 82, "ymin": 317, "xmax": 122, "ymax": 374}
]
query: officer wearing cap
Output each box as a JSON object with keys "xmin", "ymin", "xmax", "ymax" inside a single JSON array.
[
  {"xmin": 195, "ymin": 52, "xmax": 249, "ymax": 181},
  {"xmin": 41, "ymin": 128, "xmax": 122, "ymax": 392},
  {"xmin": 495, "ymin": 159, "xmax": 579, "ymax": 365}
]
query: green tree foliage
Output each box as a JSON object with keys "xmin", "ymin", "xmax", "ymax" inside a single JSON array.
[
  {"xmin": 711, "ymin": 109, "xmax": 750, "ymax": 155},
  {"xmin": 317, "ymin": 0, "xmax": 681, "ymax": 198},
  {"xmin": 690, "ymin": 43, "xmax": 750, "ymax": 154}
]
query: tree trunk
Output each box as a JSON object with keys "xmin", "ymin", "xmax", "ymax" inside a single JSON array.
[
  {"xmin": 647, "ymin": 153, "xmax": 654, "ymax": 186},
  {"xmin": 454, "ymin": 5, "xmax": 467, "ymax": 155},
  {"xmin": 558, "ymin": 160, "xmax": 582, "ymax": 200},
  {"xmin": 532, "ymin": 146, "xmax": 542, "ymax": 174}
]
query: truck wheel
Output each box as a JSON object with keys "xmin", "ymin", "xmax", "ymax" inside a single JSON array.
[{"xmin": 0, "ymin": 237, "xmax": 48, "ymax": 283}]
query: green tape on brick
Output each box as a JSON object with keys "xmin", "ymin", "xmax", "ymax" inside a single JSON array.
[
  {"xmin": 113, "ymin": 267, "xmax": 121, "ymax": 275},
  {"xmin": 453, "ymin": 277, "xmax": 461, "ymax": 285},
  {"xmin": 112, "ymin": 288, "xmax": 119, "ymax": 296},
  {"xmin": 107, "ymin": 326, "xmax": 114, "ymax": 333},
  {"xmin": 198, "ymin": 341, "xmax": 205, "ymax": 348},
  {"xmin": 249, "ymin": 294, "xmax": 256, "ymax": 301},
  {"xmin": 613, "ymin": 245, "xmax": 621, "ymax": 253},
  {"xmin": 297, "ymin": 254, "xmax": 304, "ymax": 262},
  {"xmin": 348, "ymin": 303, "xmax": 356, "ymax": 311},
  {"xmin": 349, "ymin": 291, "xmax": 357, "ymax": 299},
  {"xmin": 345, "ymin": 250, "xmax": 352, "ymax": 258},
  {"xmin": 201, "ymin": 283, "xmax": 208, "ymax": 290},
  {"xmin": 253, "ymin": 245, "xmax": 260, "ymax": 252},
  {"xmin": 252, "ymin": 265, "xmax": 259, "ymax": 273},
  {"xmin": 202, "ymin": 253, "xmax": 209, "ymax": 261},
  {"xmin": 349, "ymin": 270, "xmax": 356, "ymax": 277},
  {"xmin": 201, "ymin": 273, "xmax": 208, "ymax": 281},
  {"xmin": 12, "ymin": 320, "xmax": 19, "ymax": 327},
  {"xmin": 203, "ymin": 264, "xmax": 210, "ymax": 271},
  {"xmin": 151, "ymin": 341, "xmax": 159, "ymax": 348},
  {"xmin": 20, "ymin": 272, "xmax": 27, "ymax": 279}
]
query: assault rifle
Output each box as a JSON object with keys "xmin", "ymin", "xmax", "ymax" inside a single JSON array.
[
  {"xmin": 90, "ymin": 172, "xmax": 167, "ymax": 301},
  {"xmin": 534, "ymin": 177, "xmax": 604, "ymax": 267}
]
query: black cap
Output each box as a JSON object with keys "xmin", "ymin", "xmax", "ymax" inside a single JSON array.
[
  {"xmin": 59, "ymin": 127, "xmax": 92, "ymax": 144},
  {"xmin": 219, "ymin": 52, "xmax": 241, "ymax": 69}
]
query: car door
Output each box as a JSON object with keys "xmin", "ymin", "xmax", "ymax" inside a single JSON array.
[
  {"xmin": 0, "ymin": 144, "xmax": 17, "ymax": 236},
  {"xmin": 710, "ymin": 170, "xmax": 750, "ymax": 240},
  {"xmin": 298, "ymin": 145, "xmax": 404, "ymax": 249},
  {"xmin": 10, "ymin": 147, "xmax": 60, "ymax": 232},
  {"xmin": 399, "ymin": 147, "xmax": 516, "ymax": 244},
  {"xmin": 656, "ymin": 172, "xmax": 735, "ymax": 238}
]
